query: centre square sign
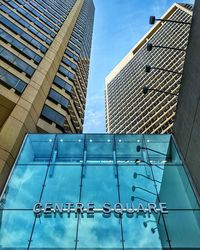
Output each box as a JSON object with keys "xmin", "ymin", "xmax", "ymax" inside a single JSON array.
[{"xmin": 33, "ymin": 202, "xmax": 168, "ymax": 216}]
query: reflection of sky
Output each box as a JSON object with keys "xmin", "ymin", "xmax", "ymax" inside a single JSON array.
[
  {"xmin": 41, "ymin": 165, "xmax": 82, "ymax": 203},
  {"xmin": 31, "ymin": 213, "xmax": 163, "ymax": 249},
  {"xmin": 119, "ymin": 165, "xmax": 159, "ymax": 206},
  {"xmin": 0, "ymin": 211, "xmax": 34, "ymax": 248},
  {"xmin": 81, "ymin": 165, "xmax": 118, "ymax": 206},
  {"xmin": 4, "ymin": 164, "xmax": 47, "ymax": 209},
  {"xmin": 78, "ymin": 214, "xmax": 122, "ymax": 248},
  {"xmin": 118, "ymin": 165, "xmax": 163, "ymax": 249},
  {"xmin": 31, "ymin": 214, "xmax": 78, "ymax": 248},
  {"xmin": 123, "ymin": 214, "xmax": 163, "ymax": 248}
]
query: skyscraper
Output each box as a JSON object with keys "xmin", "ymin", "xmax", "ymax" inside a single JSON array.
[
  {"xmin": 0, "ymin": 0, "xmax": 95, "ymax": 192},
  {"xmin": 105, "ymin": 3, "xmax": 192, "ymax": 134}
]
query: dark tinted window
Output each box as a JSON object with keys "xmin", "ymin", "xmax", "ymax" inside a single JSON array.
[
  {"xmin": 62, "ymin": 57, "xmax": 77, "ymax": 71},
  {"xmin": 41, "ymin": 105, "xmax": 65, "ymax": 128},
  {"xmin": 0, "ymin": 46, "xmax": 35, "ymax": 77},
  {"xmin": 0, "ymin": 29, "xmax": 42, "ymax": 64},
  {"xmin": 0, "ymin": 15, "xmax": 47, "ymax": 53},
  {"xmin": 48, "ymin": 89, "xmax": 69, "ymax": 109},
  {"xmin": 65, "ymin": 50, "xmax": 79, "ymax": 62},
  {"xmin": 53, "ymin": 76, "xmax": 73, "ymax": 94},
  {"xmin": 0, "ymin": 66, "xmax": 27, "ymax": 94},
  {"xmin": 58, "ymin": 66, "xmax": 75, "ymax": 81}
]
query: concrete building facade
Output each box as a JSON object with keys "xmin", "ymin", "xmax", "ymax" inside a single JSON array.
[
  {"xmin": 174, "ymin": 0, "xmax": 200, "ymax": 197},
  {"xmin": 0, "ymin": 0, "xmax": 95, "ymax": 193},
  {"xmin": 105, "ymin": 3, "xmax": 192, "ymax": 134}
]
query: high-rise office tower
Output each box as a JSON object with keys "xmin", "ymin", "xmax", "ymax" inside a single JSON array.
[
  {"xmin": 0, "ymin": 0, "xmax": 94, "ymax": 192},
  {"xmin": 105, "ymin": 3, "xmax": 192, "ymax": 134}
]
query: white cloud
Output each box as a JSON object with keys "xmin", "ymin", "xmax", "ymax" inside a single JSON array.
[{"xmin": 83, "ymin": 109, "xmax": 105, "ymax": 133}]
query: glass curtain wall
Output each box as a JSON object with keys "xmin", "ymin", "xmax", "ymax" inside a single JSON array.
[{"xmin": 0, "ymin": 134, "xmax": 200, "ymax": 249}]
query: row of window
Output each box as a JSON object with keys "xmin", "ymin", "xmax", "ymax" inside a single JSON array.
[
  {"xmin": 30, "ymin": 0, "xmax": 62, "ymax": 26},
  {"xmin": 73, "ymin": 27, "xmax": 83, "ymax": 38},
  {"xmin": 53, "ymin": 76, "xmax": 73, "ymax": 94},
  {"xmin": 0, "ymin": 29, "xmax": 42, "ymax": 65},
  {"xmin": 62, "ymin": 57, "xmax": 77, "ymax": 71},
  {"xmin": 65, "ymin": 49, "xmax": 79, "ymax": 62},
  {"xmin": 3, "ymin": 0, "xmax": 57, "ymax": 37},
  {"xmin": 70, "ymin": 37, "xmax": 82, "ymax": 48},
  {"xmin": 68, "ymin": 42, "xmax": 81, "ymax": 55},
  {"xmin": 0, "ymin": 15, "xmax": 47, "ymax": 53},
  {"xmin": 74, "ymin": 25, "xmax": 84, "ymax": 36},
  {"xmin": 41, "ymin": 0, "xmax": 68, "ymax": 21},
  {"xmin": 0, "ymin": 46, "xmax": 35, "ymax": 77},
  {"xmin": 72, "ymin": 31, "xmax": 82, "ymax": 42},
  {"xmin": 0, "ymin": 66, "xmax": 27, "ymax": 94},
  {"xmin": 46, "ymin": 0, "xmax": 70, "ymax": 16},
  {"xmin": 0, "ymin": 4, "xmax": 52, "ymax": 45},
  {"xmin": 31, "ymin": 0, "xmax": 64, "ymax": 25},
  {"xmin": 41, "ymin": 104, "xmax": 65, "ymax": 129},
  {"xmin": 48, "ymin": 89, "xmax": 69, "ymax": 110},
  {"xmin": 13, "ymin": 0, "xmax": 59, "ymax": 32},
  {"xmin": 58, "ymin": 66, "xmax": 75, "ymax": 82}
]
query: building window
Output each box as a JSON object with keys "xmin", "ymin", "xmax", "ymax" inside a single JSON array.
[
  {"xmin": 0, "ymin": 29, "xmax": 42, "ymax": 64},
  {"xmin": 58, "ymin": 66, "xmax": 75, "ymax": 82},
  {"xmin": 65, "ymin": 49, "xmax": 79, "ymax": 62},
  {"xmin": 41, "ymin": 105, "xmax": 65, "ymax": 128},
  {"xmin": 0, "ymin": 46, "xmax": 35, "ymax": 77},
  {"xmin": 0, "ymin": 15, "xmax": 47, "ymax": 53},
  {"xmin": 0, "ymin": 4, "xmax": 52, "ymax": 45},
  {"xmin": 48, "ymin": 89, "xmax": 69, "ymax": 110},
  {"xmin": 0, "ymin": 66, "xmax": 27, "ymax": 94},
  {"xmin": 62, "ymin": 57, "xmax": 77, "ymax": 71},
  {"xmin": 67, "ymin": 42, "xmax": 81, "ymax": 55},
  {"xmin": 53, "ymin": 76, "xmax": 73, "ymax": 94}
]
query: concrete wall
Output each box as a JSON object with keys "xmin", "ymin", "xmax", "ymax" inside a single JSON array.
[{"xmin": 173, "ymin": 0, "xmax": 200, "ymax": 197}]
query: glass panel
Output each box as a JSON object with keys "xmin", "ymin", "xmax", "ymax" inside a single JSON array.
[
  {"xmin": 1, "ymin": 47, "xmax": 16, "ymax": 62},
  {"xmin": 118, "ymin": 165, "xmax": 157, "ymax": 207},
  {"xmin": 0, "ymin": 66, "xmax": 27, "ymax": 93},
  {"xmin": 155, "ymin": 164, "xmax": 200, "ymax": 209},
  {"xmin": 54, "ymin": 76, "xmax": 65, "ymax": 89},
  {"xmin": 169, "ymin": 137, "xmax": 182, "ymax": 165},
  {"xmin": 86, "ymin": 134, "xmax": 114, "ymax": 161},
  {"xmin": 0, "ymin": 134, "xmax": 200, "ymax": 250},
  {"xmin": 56, "ymin": 134, "xmax": 84, "ymax": 162},
  {"xmin": 115, "ymin": 135, "xmax": 143, "ymax": 162},
  {"xmin": 123, "ymin": 213, "xmax": 167, "ymax": 249},
  {"xmin": 48, "ymin": 89, "xmax": 69, "ymax": 108},
  {"xmin": 81, "ymin": 165, "xmax": 118, "ymax": 207},
  {"xmin": 0, "ymin": 211, "xmax": 34, "ymax": 248},
  {"xmin": 3, "ymin": 163, "xmax": 47, "ymax": 209},
  {"xmin": 30, "ymin": 215, "xmax": 77, "ymax": 248},
  {"xmin": 17, "ymin": 134, "xmax": 56, "ymax": 164},
  {"xmin": 15, "ymin": 80, "xmax": 27, "ymax": 93},
  {"xmin": 77, "ymin": 214, "xmax": 122, "ymax": 249},
  {"xmin": 163, "ymin": 211, "xmax": 200, "ymax": 248},
  {"xmin": 41, "ymin": 165, "xmax": 81, "ymax": 203},
  {"xmin": 0, "ymin": 15, "xmax": 22, "ymax": 35},
  {"xmin": 143, "ymin": 135, "xmax": 171, "ymax": 163}
]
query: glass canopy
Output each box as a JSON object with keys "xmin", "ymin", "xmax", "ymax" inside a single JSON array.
[{"xmin": 0, "ymin": 134, "xmax": 199, "ymax": 249}]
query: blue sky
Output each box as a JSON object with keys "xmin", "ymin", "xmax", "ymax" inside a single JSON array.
[{"xmin": 83, "ymin": 0, "xmax": 194, "ymax": 133}]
